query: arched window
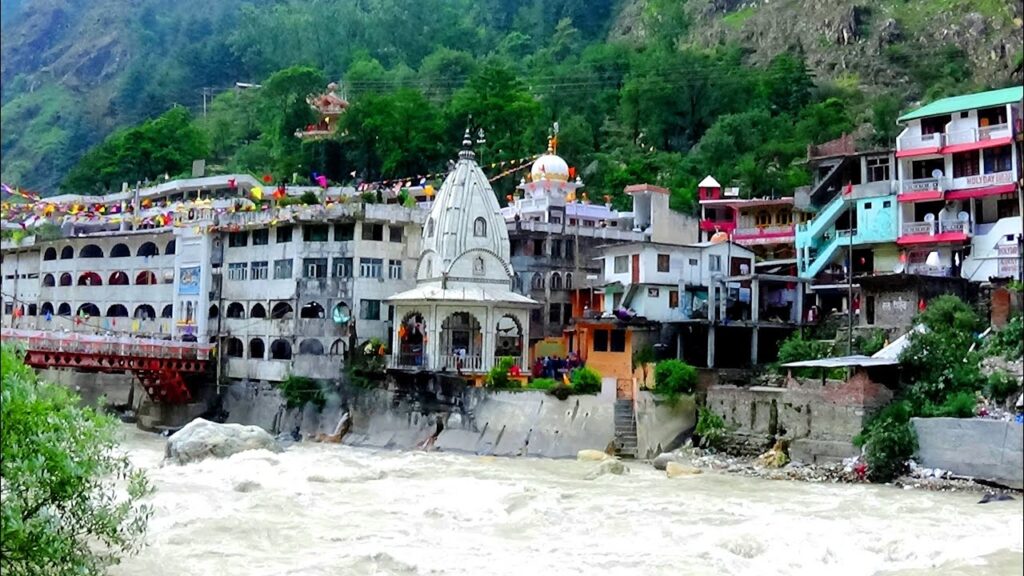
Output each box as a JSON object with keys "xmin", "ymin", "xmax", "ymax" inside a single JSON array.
[
  {"xmin": 270, "ymin": 339, "xmax": 292, "ymax": 360},
  {"xmin": 426, "ymin": 218, "xmax": 435, "ymax": 238},
  {"xmin": 110, "ymin": 243, "xmax": 130, "ymax": 258},
  {"xmin": 108, "ymin": 271, "xmax": 129, "ymax": 285},
  {"xmin": 57, "ymin": 303, "xmax": 71, "ymax": 316},
  {"xmin": 329, "ymin": 338, "xmax": 346, "ymax": 356},
  {"xmin": 43, "ymin": 247, "xmax": 57, "ymax": 261},
  {"xmin": 550, "ymin": 272, "xmax": 562, "ymax": 290},
  {"xmin": 250, "ymin": 303, "xmax": 267, "ymax": 318},
  {"xmin": 531, "ymin": 272, "xmax": 545, "ymax": 290},
  {"xmin": 161, "ymin": 304, "xmax": 173, "ymax": 318},
  {"xmin": 42, "ymin": 274, "xmax": 55, "ymax": 287},
  {"xmin": 106, "ymin": 304, "xmax": 129, "ymax": 317},
  {"xmin": 27, "ymin": 304, "xmax": 37, "ymax": 316},
  {"xmin": 135, "ymin": 271, "xmax": 157, "ymax": 285},
  {"xmin": 226, "ymin": 302, "xmax": 246, "ymax": 318},
  {"xmin": 299, "ymin": 339, "xmax": 324, "ymax": 355},
  {"xmin": 300, "ymin": 302, "xmax": 325, "ymax": 319},
  {"xmin": 225, "ymin": 337, "xmax": 244, "ymax": 358},
  {"xmin": 165, "ymin": 239, "xmax": 176, "ymax": 255},
  {"xmin": 565, "ymin": 273, "xmax": 573, "ymax": 289},
  {"xmin": 208, "ymin": 304, "xmax": 219, "ymax": 319},
  {"xmin": 473, "ymin": 217, "xmax": 487, "ymax": 237},
  {"xmin": 79, "ymin": 244, "xmax": 103, "ymax": 258},
  {"xmin": 249, "ymin": 338, "xmax": 265, "ymax": 359},
  {"xmin": 77, "ymin": 271, "xmax": 102, "ymax": 286},
  {"xmin": 60, "ymin": 246, "xmax": 74, "ymax": 260},
  {"xmin": 755, "ymin": 210, "xmax": 772, "ymax": 227},
  {"xmin": 77, "ymin": 303, "xmax": 100, "ymax": 317},
  {"xmin": 134, "ymin": 304, "xmax": 156, "ymax": 319},
  {"xmin": 271, "ymin": 302, "xmax": 294, "ymax": 319},
  {"xmin": 41, "ymin": 302, "xmax": 54, "ymax": 316},
  {"xmin": 59, "ymin": 273, "xmax": 73, "ymax": 286},
  {"xmin": 137, "ymin": 242, "xmax": 159, "ymax": 257}
]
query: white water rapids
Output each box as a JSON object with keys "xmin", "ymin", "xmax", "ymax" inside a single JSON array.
[{"xmin": 113, "ymin": 427, "xmax": 1023, "ymax": 576}]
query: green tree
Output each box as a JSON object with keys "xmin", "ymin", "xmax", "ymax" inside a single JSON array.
[
  {"xmin": 257, "ymin": 66, "xmax": 327, "ymax": 174},
  {"xmin": 1, "ymin": 345, "xmax": 151, "ymax": 575},
  {"xmin": 570, "ymin": 366, "xmax": 602, "ymax": 394},
  {"xmin": 653, "ymin": 359, "xmax": 698, "ymax": 397}
]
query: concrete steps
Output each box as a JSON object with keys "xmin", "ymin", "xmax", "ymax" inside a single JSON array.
[{"xmin": 614, "ymin": 399, "xmax": 637, "ymax": 459}]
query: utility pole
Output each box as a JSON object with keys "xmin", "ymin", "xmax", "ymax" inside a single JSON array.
[
  {"xmin": 201, "ymin": 87, "xmax": 212, "ymax": 119},
  {"xmin": 845, "ymin": 227, "xmax": 856, "ymax": 354}
]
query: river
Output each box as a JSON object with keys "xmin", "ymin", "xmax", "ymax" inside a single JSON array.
[{"xmin": 112, "ymin": 427, "xmax": 1023, "ymax": 576}]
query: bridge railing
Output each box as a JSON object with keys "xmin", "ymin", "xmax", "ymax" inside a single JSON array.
[{"xmin": 0, "ymin": 329, "xmax": 213, "ymax": 361}]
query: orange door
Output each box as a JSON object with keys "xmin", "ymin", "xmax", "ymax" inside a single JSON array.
[{"xmin": 631, "ymin": 254, "xmax": 640, "ymax": 284}]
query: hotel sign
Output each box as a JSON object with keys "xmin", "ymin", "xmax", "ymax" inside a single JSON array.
[
  {"xmin": 998, "ymin": 244, "xmax": 1020, "ymax": 277},
  {"xmin": 964, "ymin": 172, "xmax": 1014, "ymax": 187}
]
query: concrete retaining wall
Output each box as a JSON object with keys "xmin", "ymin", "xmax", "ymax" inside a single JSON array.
[
  {"xmin": 912, "ymin": 417, "xmax": 1024, "ymax": 489},
  {"xmin": 635, "ymin": 392, "xmax": 697, "ymax": 459},
  {"xmin": 40, "ymin": 369, "xmax": 134, "ymax": 406}
]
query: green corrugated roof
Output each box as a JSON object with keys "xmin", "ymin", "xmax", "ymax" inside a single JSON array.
[{"xmin": 897, "ymin": 86, "xmax": 1024, "ymax": 122}]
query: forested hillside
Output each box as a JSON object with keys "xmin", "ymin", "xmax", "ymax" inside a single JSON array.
[{"xmin": 1, "ymin": 0, "xmax": 1021, "ymax": 206}]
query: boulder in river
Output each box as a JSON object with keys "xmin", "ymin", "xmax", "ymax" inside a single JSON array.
[
  {"xmin": 653, "ymin": 452, "xmax": 681, "ymax": 471},
  {"xmin": 666, "ymin": 461, "xmax": 703, "ymax": 478},
  {"xmin": 165, "ymin": 418, "xmax": 282, "ymax": 465},
  {"xmin": 585, "ymin": 458, "xmax": 628, "ymax": 480},
  {"xmin": 577, "ymin": 449, "xmax": 612, "ymax": 462}
]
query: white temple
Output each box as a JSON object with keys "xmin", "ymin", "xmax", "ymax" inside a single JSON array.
[{"xmin": 387, "ymin": 132, "xmax": 538, "ymax": 375}]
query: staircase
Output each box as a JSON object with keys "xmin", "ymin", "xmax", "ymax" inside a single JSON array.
[
  {"xmin": 799, "ymin": 192, "xmax": 849, "ymax": 241},
  {"xmin": 801, "ymin": 235, "xmax": 843, "ymax": 280},
  {"xmin": 614, "ymin": 399, "xmax": 638, "ymax": 459},
  {"xmin": 797, "ymin": 192, "xmax": 850, "ymax": 279},
  {"xmin": 808, "ymin": 155, "xmax": 855, "ymax": 207}
]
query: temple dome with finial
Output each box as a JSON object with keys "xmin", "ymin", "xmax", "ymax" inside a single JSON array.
[{"xmin": 530, "ymin": 146, "xmax": 570, "ymax": 182}]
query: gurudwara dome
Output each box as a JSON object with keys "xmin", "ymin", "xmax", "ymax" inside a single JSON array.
[{"xmin": 530, "ymin": 152, "xmax": 570, "ymax": 182}]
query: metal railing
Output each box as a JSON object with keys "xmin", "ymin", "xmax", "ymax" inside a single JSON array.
[
  {"xmin": 387, "ymin": 353, "xmax": 430, "ymax": 369},
  {"xmin": 901, "ymin": 221, "xmax": 935, "ymax": 236},
  {"xmin": 900, "ymin": 220, "xmax": 972, "ymax": 236},
  {"xmin": 438, "ymin": 354, "xmax": 485, "ymax": 373},
  {"xmin": 0, "ymin": 328, "xmax": 212, "ymax": 360},
  {"xmin": 901, "ymin": 177, "xmax": 947, "ymax": 193}
]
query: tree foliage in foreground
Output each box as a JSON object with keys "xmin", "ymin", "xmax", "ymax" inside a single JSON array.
[{"xmin": 0, "ymin": 345, "xmax": 151, "ymax": 576}]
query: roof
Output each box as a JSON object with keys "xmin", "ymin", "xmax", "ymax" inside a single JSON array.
[
  {"xmin": 871, "ymin": 326, "xmax": 925, "ymax": 360},
  {"xmin": 898, "ymin": 86, "xmax": 1024, "ymax": 122},
  {"xmin": 385, "ymin": 283, "xmax": 538, "ymax": 307},
  {"xmin": 623, "ymin": 183, "xmax": 669, "ymax": 195},
  {"xmin": 781, "ymin": 355, "xmax": 899, "ymax": 369},
  {"xmin": 698, "ymin": 175, "xmax": 721, "ymax": 188}
]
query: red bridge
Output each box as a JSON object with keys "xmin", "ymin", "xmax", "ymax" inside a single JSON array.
[{"xmin": 1, "ymin": 329, "xmax": 212, "ymax": 404}]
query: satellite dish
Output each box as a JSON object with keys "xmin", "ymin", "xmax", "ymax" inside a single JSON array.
[
  {"xmin": 957, "ymin": 211, "xmax": 970, "ymax": 222},
  {"xmin": 923, "ymin": 213, "xmax": 935, "ymax": 222},
  {"xmin": 931, "ymin": 169, "xmax": 944, "ymax": 179}
]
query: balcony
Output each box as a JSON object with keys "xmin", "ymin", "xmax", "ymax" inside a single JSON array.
[
  {"xmin": 898, "ymin": 219, "xmax": 972, "ymax": 244},
  {"xmin": 944, "ymin": 124, "xmax": 1012, "ymax": 149},
  {"xmin": 897, "ymin": 131, "xmax": 944, "ymax": 153},
  {"xmin": 906, "ymin": 264, "xmax": 954, "ymax": 277},
  {"xmin": 699, "ymin": 219, "xmax": 735, "ymax": 233},
  {"xmin": 732, "ymin": 225, "xmax": 796, "ymax": 246},
  {"xmin": 901, "ymin": 177, "xmax": 947, "ymax": 193}
]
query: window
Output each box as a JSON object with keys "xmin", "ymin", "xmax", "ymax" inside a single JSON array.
[
  {"xmin": 333, "ymin": 257, "xmax": 353, "ymax": 278},
  {"xmin": 360, "ymin": 258, "xmax": 383, "ymax": 278},
  {"xmin": 276, "ymin": 226, "xmax": 293, "ymax": 243},
  {"xmin": 361, "ymin": 223, "xmax": 384, "ymax": 241},
  {"xmin": 389, "ymin": 225, "xmax": 404, "ymax": 243},
  {"xmin": 251, "ymin": 261, "xmax": 268, "ymax": 280},
  {"xmin": 610, "ymin": 329, "xmax": 626, "ymax": 352},
  {"xmin": 227, "ymin": 263, "xmax": 247, "ymax": 281},
  {"xmin": 552, "ymin": 239, "xmax": 562, "ymax": 258},
  {"xmin": 952, "ymin": 150, "xmax": 980, "ymax": 178},
  {"xmin": 303, "ymin": 225, "xmax": 329, "ymax": 242},
  {"xmin": 614, "ymin": 255, "xmax": 628, "ymax": 274},
  {"xmin": 983, "ymin": 146, "xmax": 1012, "ymax": 174},
  {"xmin": 883, "ymin": 200, "xmax": 892, "ymax": 208},
  {"xmin": 657, "ymin": 254, "xmax": 670, "ymax": 273},
  {"xmin": 303, "ymin": 258, "xmax": 327, "ymax": 278},
  {"xmin": 864, "ymin": 202, "xmax": 872, "ymax": 210},
  {"xmin": 775, "ymin": 211, "xmax": 793, "ymax": 225},
  {"xmin": 359, "ymin": 299, "xmax": 381, "ymax": 320},
  {"xmin": 472, "ymin": 218, "xmax": 487, "ymax": 237},
  {"xmin": 669, "ymin": 290, "xmax": 679, "ymax": 309},
  {"xmin": 562, "ymin": 303, "xmax": 572, "ymax": 323},
  {"xmin": 549, "ymin": 304, "xmax": 560, "ymax": 324},
  {"xmin": 252, "ymin": 229, "xmax": 269, "ymax": 245},
  {"xmin": 688, "ymin": 258, "xmax": 699, "ymax": 266},
  {"xmin": 273, "ymin": 259, "xmax": 293, "ymax": 279},
  {"xmin": 709, "ymin": 255, "xmax": 722, "ymax": 272},
  {"xmin": 228, "ymin": 232, "xmax": 248, "ymax": 247},
  {"xmin": 388, "ymin": 259, "xmax": 403, "ymax": 279},
  {"xmin": 866, "ymin": 156, "xmax": 891, "ymax": 183},
  {"xmin": 755, "ymin": 210, "xmax": 771, "ymax": 226},
  {"xmin": 334, "ymin": 222, "xmax": 355, "ymax": 241},
  {"xmin": 593, "ymin": 329, "xmax": 609, "ymax": 352}
]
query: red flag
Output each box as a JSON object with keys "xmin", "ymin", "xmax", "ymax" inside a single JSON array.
[
  {"xmin": 843, "ymin": 182, "xmax": 853, "ymax": 196},
  {"xmin": 262, "ymin": 174, "xmax": 273, "ymax": 184}
]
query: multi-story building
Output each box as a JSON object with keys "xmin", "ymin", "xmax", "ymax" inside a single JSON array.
[
  {"xmin": 894, "ymin": 86, "xmax": 1022, "ymax": 282},
  {"xmin": 697, "ymin": 175, "xmax": 799, "ymax": 261}
]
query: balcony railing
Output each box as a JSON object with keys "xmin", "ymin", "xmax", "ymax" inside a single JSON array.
[
  {"xmin": 387, "ymin": 353, "xmax": 430, "ymax": 369},
  {"xmin": 733, "ymin": 225, "xmax": 795, "ymax": 238},
  {"xmin": 945, "ymin": 124, "xmax": 1011, "ymax": 146},
  {"xmin": 438, "ymin": 354, "xmax": 485, "ymax": 373},
  {"xmin": 901, "ymin": 177, "xmax": 947, "ymax": 193},
  {"xmin": 900, "ymin": 220, "xmax": 972, "ymax": 237},
  {"xmin": 906, "ymin": 264, "xmax": 954, "ymax": 277},
  {"xmin": 901, "ymin": 222, "xmax": 935, "ymax": 236},
  {"xmin": 898, "ymin": 131, "xmax": 944, "ymax": 150}
]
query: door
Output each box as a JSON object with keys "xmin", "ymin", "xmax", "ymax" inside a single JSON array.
[
  {"xmin": 866, "ymin": 295, "xmax": 876, "ymax": 325},
  {"xmin": 631, "ymin": 254, "xmax": 640, "ymax": 284}
]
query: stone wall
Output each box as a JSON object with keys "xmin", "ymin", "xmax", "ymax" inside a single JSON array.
[
  {"xmin": 40, "ymin": 369, "xmax": 134, "ymax": 407},
  {"xmin": 912, "ymin": 417, "xmax": 1023, "ymax": 489},
  {"xmin": 634, "ymin": 392, "xmax": 697, "ymax": 459},
  {"xmin": 706, "ymin": 370, "xmax": 892, "ymax": 462}
]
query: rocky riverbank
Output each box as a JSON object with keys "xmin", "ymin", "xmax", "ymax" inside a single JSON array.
[{"xmin": 650, "ymin": 447, "xmax": 1020, "ymax": 496}]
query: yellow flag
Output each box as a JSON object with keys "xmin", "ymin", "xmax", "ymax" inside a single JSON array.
[{"xmin": 251, "ymin": 186, "xmax": 263, "ymax": 201}]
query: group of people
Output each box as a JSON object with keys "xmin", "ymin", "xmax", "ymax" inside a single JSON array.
[{"xmin": 531, "ymin": 351, "xmax": 583, "ymax": 379}]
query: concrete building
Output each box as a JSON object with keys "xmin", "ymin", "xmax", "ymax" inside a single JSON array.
[
  {"xmin": 697, "ymin": 175, "xmax": 800, "ymax": 261},
  {"xmin": 387, "ymin": 133, "xmax": 537, "ymax": 377}
]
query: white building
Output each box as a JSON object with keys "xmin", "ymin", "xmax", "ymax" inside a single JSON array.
[{"xmin": 388, "ymin": 134, "xmax": 538, "ymax": 376}]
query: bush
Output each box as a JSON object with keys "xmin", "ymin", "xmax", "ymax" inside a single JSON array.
[
  {"xmin": 854, "ymin": 400, "xmax": 917, "ymax": 482},
  {"xmin": 695, "ymin": 407, "xmax": 726, "ymax": 450},
  {"xmin": 487, "ymin": 357, "xmax": 517, "ymax": 390},
  {"xmin": 528, "ymin": 377, "xmax": 558, "ymax": 391},
  {"xmin": 901, "ymin": 295, "xmax": 985, "ymax": 409},
  {"xmin": 1, "ymin": 345, "xmax": 152, "ymax": 575},
  {"xmin": 277, "ymin": 196, "xmax": 304, "ymax": 206},
  {"xmin": 653, "ymin": 360, "xmax": 697, "ymax": 397},
  {"xmin": 548, "ymin": 383, "xmax": 573, "ymax": 400},
  {"xmin": 987, "ymin": 315, "xmax": 1023, "ymax": 361},
  {"xmin": 570, "ymin": 367, "xmax": 602, "ymax": 394},
  {"xmin": 854, "ymin": 329, "xmax": 887, "ymax": 356},
  {"xmin": 775, "ymin": 332, "xmax": 833, "ymax": 376},
  {"xmin": 985, "ymin": 371, "xmax": 1020, "ymax": 403},
  {"xmin": 278, "ymin": 375, "xmax": 326, "ymax": 409},
  {"xmin": 921, "ymin": 391, "xmax": 977, "ymax": 418},
  {"xmin": 300, "ymin": 190, "xmax": 320, "ymax": 205}
]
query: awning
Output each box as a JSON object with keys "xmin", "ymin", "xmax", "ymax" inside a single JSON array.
[
  {"xmin": 896, "ymin": 146, "xmax": 942, "ymax": 158},
  {"xmin": 897, "ymin": 231, "xmax": 969, "ymax": 245},
  {"xmin": 944, "ymin": 183, "xmax": 1016, "ymax": 201},
  {"xmin": 941, "ymin": 136, "xmax": 1013, "ymax": 155},
  {"xmin": 898, "ymin": 190, "xmax": 944, "ymax": 203},
  {"xmin": 781, "ymin": 355, "xmax": 899, "ymax": 368}
]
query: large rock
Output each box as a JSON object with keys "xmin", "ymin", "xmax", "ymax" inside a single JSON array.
[
  {"xmin": 165, "ymin": 418, "xmax": 282, "ymax": 465},
  {"xmin": 577, "ymin": 449, "xmax": 612, "ymax": 462},
  {"xmin": 585, "ymin": 458, "xmax": 628, "ymax": 480},
  {"xmin": 666, "ymin": 461, "xmax": 703, "ymax": 478}
]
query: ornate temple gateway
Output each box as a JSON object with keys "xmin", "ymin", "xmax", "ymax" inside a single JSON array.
[{"xmin": 387, "ymin": 133, "xmax": 538, "ymax": 378}]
